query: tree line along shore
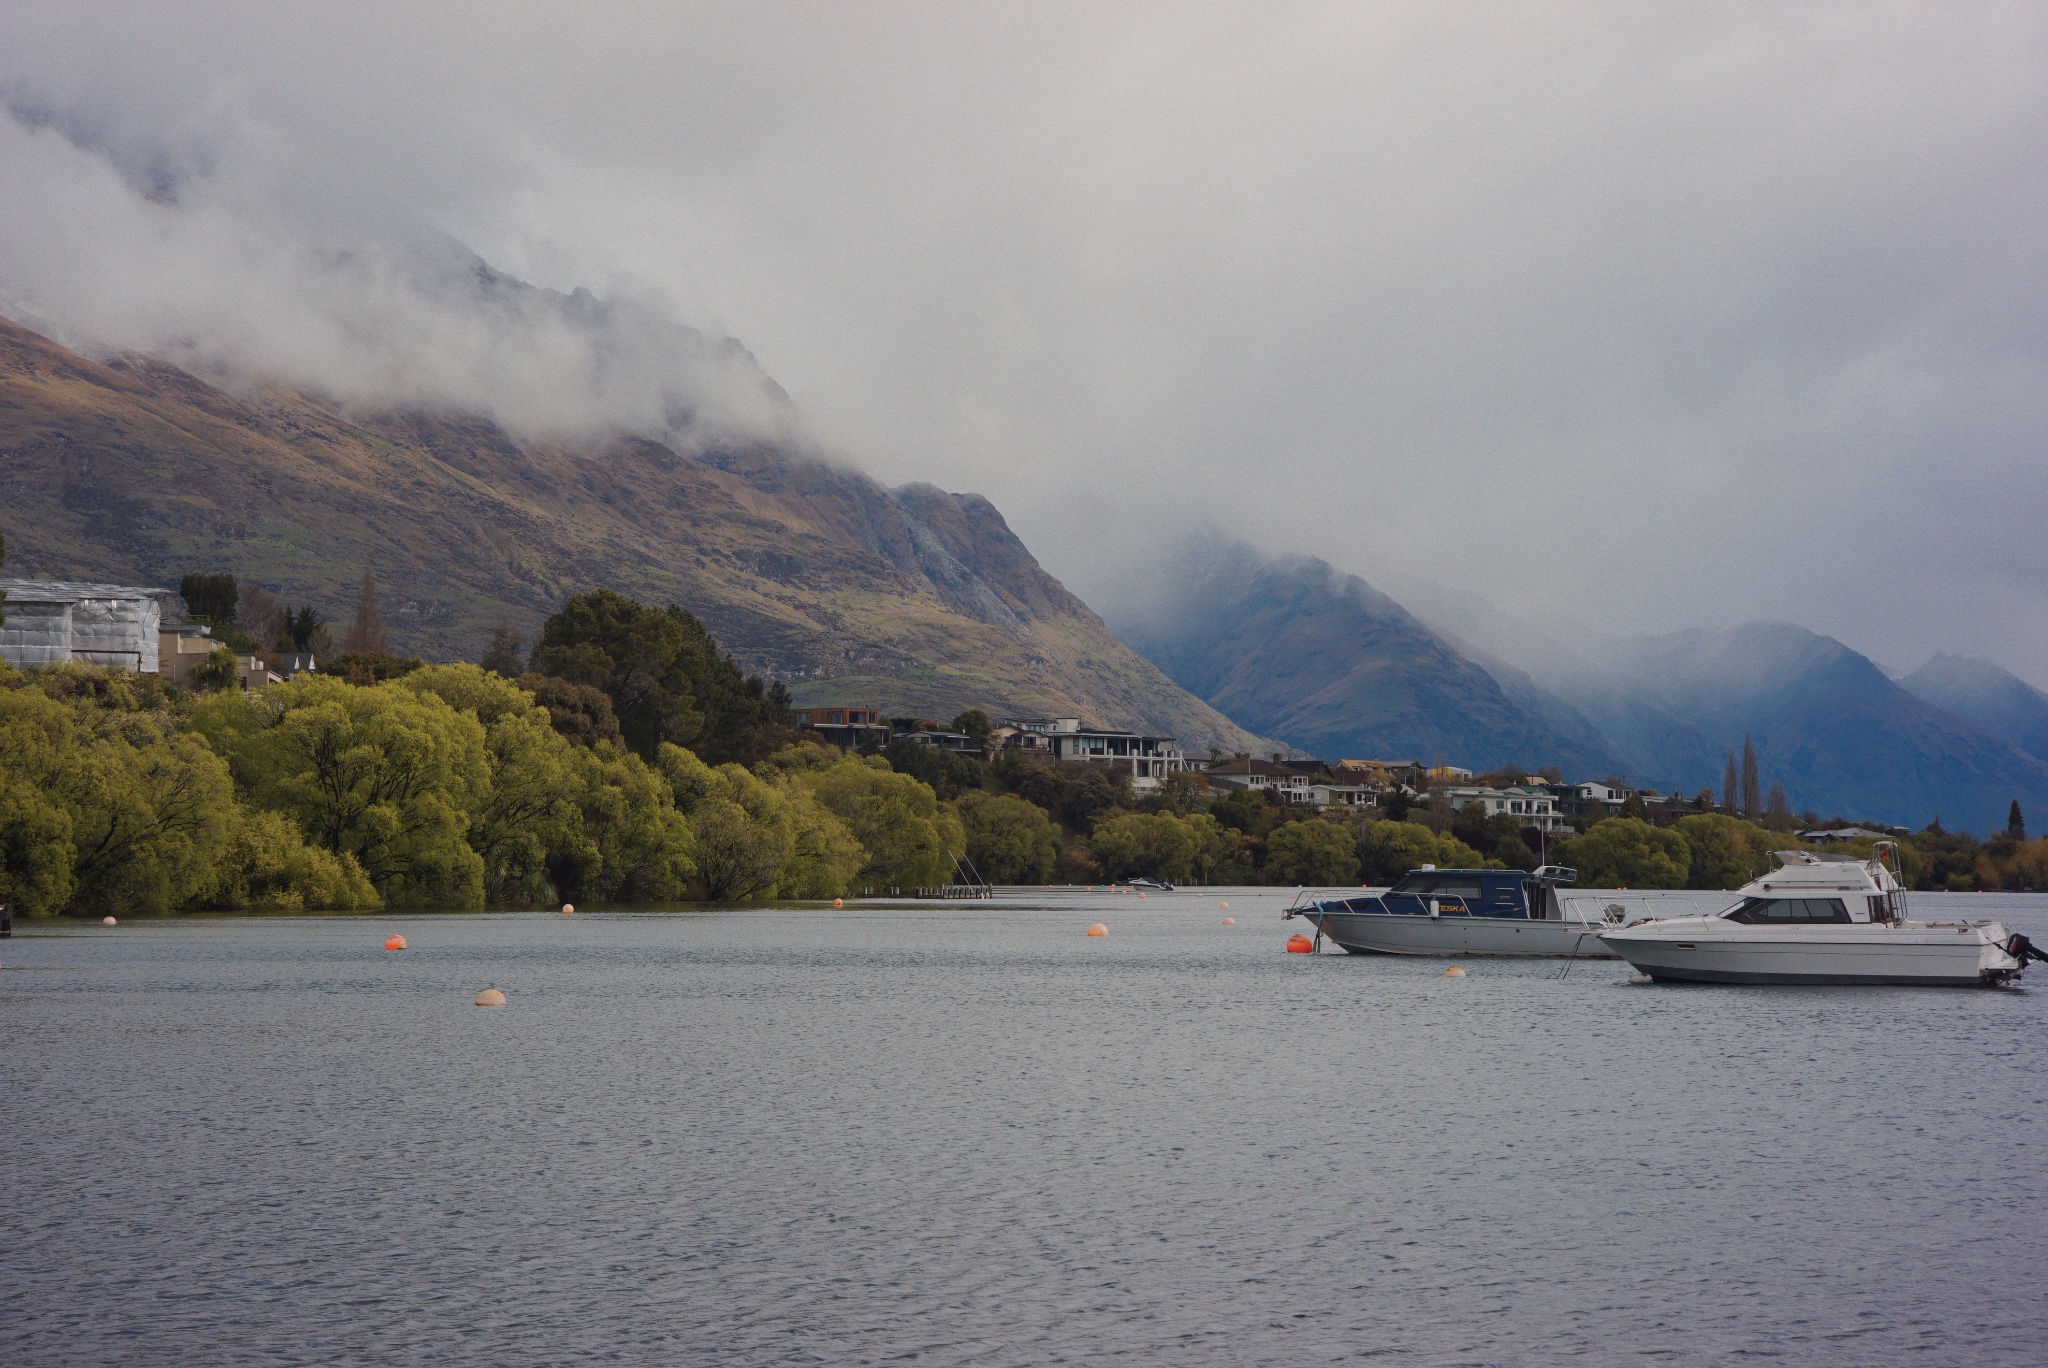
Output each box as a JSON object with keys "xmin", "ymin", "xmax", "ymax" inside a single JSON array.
[{"xmin": 2, "ymin": 571, "xmax": 2044, "ymax": 919}]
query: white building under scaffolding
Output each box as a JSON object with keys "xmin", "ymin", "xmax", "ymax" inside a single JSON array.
[{"xmin": 0, "ymin": 580, "xmax": 167, "ymax": 673}]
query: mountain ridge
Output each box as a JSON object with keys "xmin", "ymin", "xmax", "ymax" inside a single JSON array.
[
  {"xmin": 1390, "ymin": 583, "xmax": 2048, "ymax": 832},
  {"xmin": 1898, "ymin": 653, "xmax": 2048, "ymax": 767},
  {"xmin": 1114, "ymin": 545, "xmax": 1624, "ymax": 775},
  {"xmin": 0, "ymin": 313, "xmax": 1266, "ymax": 752}
]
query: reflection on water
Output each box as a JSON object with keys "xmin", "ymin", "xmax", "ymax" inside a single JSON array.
[{"xmin": 4, "ymin": 889, "xmax": 2045, "ymax": 1365}]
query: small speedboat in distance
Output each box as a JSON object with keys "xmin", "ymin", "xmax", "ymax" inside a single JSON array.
[
  {"xmin": 1598, "ymin": 845, "xmax": 2046, "ymax": 987},
  {"xmin": 1125, "ymin": 877, "xmax": 1175, "ymax": 892},
  {"xmin": 1287, "ymin": 865, "xmax": 1625, "ymax": 958}
]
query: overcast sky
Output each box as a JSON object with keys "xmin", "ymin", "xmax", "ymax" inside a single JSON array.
[{"xmin": 4, "ymin": 3, "xmax": 2047, "ymax": 682}]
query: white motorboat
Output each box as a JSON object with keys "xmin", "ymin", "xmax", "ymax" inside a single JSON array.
[{"xmin": 1598, "ymin": 845, "xmax": 2046, "ymax": 987}]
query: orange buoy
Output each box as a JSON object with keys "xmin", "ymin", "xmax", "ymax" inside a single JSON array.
[
  {"xmin": 832, "ymin": 897, "xmax": 844, "ymax": 907},
  {"xmin": 384, "ymin": 934, "xmax": 407, "ymax": 951},
  {"xmin": 474, "ymin": 988, "xmax": 506, "ymax": 1007},
  {"xmin": 561, "ymin": 903, "xmax": 574, "ymax": 914},
  {"xmin": 102, "ymin": 916, "xmax": 117, "ymax": 926},
  {"xmin": 1286, "ymin": 933, "xmax": 1314, "ymax": 953},
  {"xmin": 1222, "ymin": 917, "xmax": 1237, "ymax": 926},
  {"xmin": 1444, "ymin": 965, "xmax": 1467, "ymax": 977},
  {"xmin": 1086, "ymin": 922, "xmax": 1110, "ymax": 937},
  {"xmin": 1219, "ymin": 901, "xmax": 1230, "ymax": 908},
  {"xmin": 1138, "ymin": 892, "xmax": 1147, "ymax": 898}
]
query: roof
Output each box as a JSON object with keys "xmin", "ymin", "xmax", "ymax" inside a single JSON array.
[{"xmin": 0, "ymin": 579, "xmax": 170, "ymax": 603}]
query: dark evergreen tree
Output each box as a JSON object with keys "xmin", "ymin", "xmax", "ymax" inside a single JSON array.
[
  {"xmin": 479, "ymin": 624, "xmax": 524, "ymax": 676},
  {"xmin": 179, "ymin": 572, "xmax": 239, "ymax": 625},
  {"xmin": 1723, "ymin": 750, "xmax": 1739, "ymax": 812},
  {"xmin": 2008, "ymin": 799, "xmax": 2026, "ymax": 841},
  {"xmin": 1740, "ymin": 734, "xmax": 1761, "ymax": 817},
  {"xmin": 284, "ymin": 605, "xmax": 327, "ymax": 652},
  {"xmin": 530, "ymin": 588, "xmax": 786, "ymax": 763}
]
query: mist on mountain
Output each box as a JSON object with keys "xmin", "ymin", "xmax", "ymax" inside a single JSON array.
[
  {"xmin": 0, "ymin": 101, "xmax": 799, "ymax": 454},
  {"xmin": 1389, "ymin": 576, "xmax": 2048, "ymax": 832}
]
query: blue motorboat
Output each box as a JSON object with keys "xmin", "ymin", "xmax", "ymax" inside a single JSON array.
[{"xmin": 1284, "ymin": 865, "xmax": 1619, "ymax": 958}]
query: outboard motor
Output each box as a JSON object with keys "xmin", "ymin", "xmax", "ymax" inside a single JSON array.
[{"xmin": 2008, "ymin": 933, "xmax": 2048, "ymax": 968}]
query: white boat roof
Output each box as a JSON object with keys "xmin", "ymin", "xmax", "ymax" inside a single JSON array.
[{"xmin": 1743, "ymin": 850, "xmax": 1895, "ymax": 895}]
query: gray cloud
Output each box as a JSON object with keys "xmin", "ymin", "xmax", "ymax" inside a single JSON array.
[{"xmin": 2, "ymin": 2, "xmax": 2046, "ymax": 681}]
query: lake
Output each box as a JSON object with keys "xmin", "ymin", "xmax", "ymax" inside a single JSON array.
[{"xmin": 4, "ymin": 888, "xmax": 2045, "ymax": 1365}]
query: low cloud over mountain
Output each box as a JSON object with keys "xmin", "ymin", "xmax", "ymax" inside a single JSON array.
[{"xmin": 1113, "ymin": 541, "xmax": 1621, "ymax": 776}]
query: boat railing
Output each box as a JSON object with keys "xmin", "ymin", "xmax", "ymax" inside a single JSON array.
[{"xmin": 1873, "ymin": 841, "xmax": 1908, "ymax": 923}]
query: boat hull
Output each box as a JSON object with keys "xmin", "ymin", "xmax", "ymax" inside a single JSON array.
[
  {"xmin": 1304, "ymin": 909, "xmax": 1618, "ymax": 959},
  {"xmin": 1598, "ymin": 921, "xmax": 2020, "ymax": 987}
]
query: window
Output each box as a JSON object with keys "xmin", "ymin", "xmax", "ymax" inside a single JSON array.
[
  {"xmin": 1392, "ymin": 876, "xmax": 1484, "ymax": 900},
  {"xmin": 1724, "ymin": 897, "xmax": 1851, "ymax": 924}
]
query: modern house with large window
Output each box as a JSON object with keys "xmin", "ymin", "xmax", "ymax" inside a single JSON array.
[
  {"xmin": 1001, "ymin": 717, "xmax": 1186, "ymax": 792},
  {"xmin": 793, "ymin": 705, "xmax": 892, "ymax": 750}
]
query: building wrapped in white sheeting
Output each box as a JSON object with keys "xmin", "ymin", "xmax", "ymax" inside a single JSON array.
[{"xmin": 0, "ymin": 580, "xmax": 167, "ymax": 673}]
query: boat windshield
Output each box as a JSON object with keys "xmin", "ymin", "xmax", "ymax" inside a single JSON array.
[
  {"xmin": 1390, "ymin": 876, "xmax": 1484, "ymax": 900},
  {"xmin": 1721, "ymin": 896, "xmax": 1852, "ymax": 924}
]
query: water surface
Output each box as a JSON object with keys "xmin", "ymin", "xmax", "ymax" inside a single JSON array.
[{"xmin": 5, "ymin": 888, "xmax": 2044, "ymax": 1365}]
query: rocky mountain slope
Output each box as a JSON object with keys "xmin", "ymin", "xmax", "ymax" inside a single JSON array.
[
  {"xmin": 1113, "ymin": 545, "xmax": 1623, "ymax": 775},
  {"xmin": 0, "ymin": 315, "xmax": 1264, "ymax": 752}
]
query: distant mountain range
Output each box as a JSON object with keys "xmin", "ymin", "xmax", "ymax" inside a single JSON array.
[
  {"xmin": 1111, "ymin": 544, "xmax": 1623, "ymax": 776},
  {"xmin": 1118, "ymin": 544, "xmax": 2048, "ymax": 833},
  {"xmin": 0, "ymin": 313, "xmax": 1265, "ymax": 752}
]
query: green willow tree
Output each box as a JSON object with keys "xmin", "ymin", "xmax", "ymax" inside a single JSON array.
[{"xmin": 1265, "ymin": 818, "xmax": 1361, "ymax": 885}]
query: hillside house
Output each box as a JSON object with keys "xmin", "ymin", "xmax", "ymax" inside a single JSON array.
[
  {"xmin": 1334, "ymin": 759, "xmax": 1428, "ymax": 789},
  {"xmin": 900, "ymin": 730, "xmax": 981, "ymax": 754},
  {"xmin": 1433, "ymin": 784, "xmax": 1568, "ymax": 832},
  {"xmin": 794, "ymin": 706, "xmax": 891, "ymax": 749},
  {"xmin": 1002, "ymin": 717, "xmax": 1185, "ymax": 792},
  {"xmin": 1206, "ymin": 756, "xmax": 1312, "ymax": 804},
  {"xmin": 1571, "ymin": 780, "xmax": 1634, "ymax": 819},
  {"xmin": 158, "ymin": 623, "xmax": 217, "ymax": 686}
]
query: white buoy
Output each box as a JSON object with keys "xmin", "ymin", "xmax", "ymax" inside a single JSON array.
[
  {"xmin": 561, "ymin": 903, "xmax": 574, "ymax": 915},
  {"xmin": 1222, "ymin": 917, "xmax": 1237, "ymax": 926},
  {"xmin": 103, "ymin": 916, "xmax": 117, "ymax": 926},
  {"xmin": 1630, "ymin": 972, "xmax": 1654, "ymax": 984},
  {"xmin": 475, "ymin": 988, "xmax": 507, "ymax": 1007}
]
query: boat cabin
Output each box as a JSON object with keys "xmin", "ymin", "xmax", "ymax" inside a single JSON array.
[
  {"xmin": 1316, "ymin": 865, "xmax": 1580, "ymax": 920},
  {"xmin": 1716, "ymin": 849, "xmax": 1903, "ymax": 925}
]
